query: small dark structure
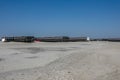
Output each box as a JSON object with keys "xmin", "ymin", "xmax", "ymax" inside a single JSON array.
[{"xmin": 1, "ymin": 36, "xmax": 34, "ymax": 42}]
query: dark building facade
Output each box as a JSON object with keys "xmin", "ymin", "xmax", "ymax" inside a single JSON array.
[{"xmin": 1, "ymin": 36, "xmax": 34, "ymax": 42}]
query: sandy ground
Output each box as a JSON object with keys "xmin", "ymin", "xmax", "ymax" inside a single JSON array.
[{"xmin": 0, "ymin": 41, "xmax": 120, "ymax": 80}]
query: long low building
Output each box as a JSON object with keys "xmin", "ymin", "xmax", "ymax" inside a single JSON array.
[
  {"xmin": 35, "ymin": 36, "xmax": 90, "ymax": 42},
  {"xmin": 1, "ymin": 36, "xmax": 34, "ymax": 42},
  {"xmin": 69, "ymin": 37, "xmax": 90, "ymax": 42},
  {"xmin": 35, "ymin": 36, "xmax": 70, "ymax": 42}
]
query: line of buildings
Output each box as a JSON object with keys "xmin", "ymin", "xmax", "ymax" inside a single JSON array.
[
  {"xmin": 1, "ymin": 36, "xmax": 90, "ymax": 42},
  {"xmin": 1, "ymin": 36, "xmax": 120, "ymax": 42}
]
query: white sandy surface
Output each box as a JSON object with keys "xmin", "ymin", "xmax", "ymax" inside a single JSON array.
[{"xmin": 0, "ymin": 42, "xmax": 120, "ymax": 80}]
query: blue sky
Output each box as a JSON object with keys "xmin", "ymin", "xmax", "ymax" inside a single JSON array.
[{"xmin": 0, "ymin": 0, "xmax": 120, "ymax": 38}]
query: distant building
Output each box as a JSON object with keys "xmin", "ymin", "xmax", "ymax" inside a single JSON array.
[
  {"xmin": 1, "ymin": 37, "xmax": 14, "ymax": 42},
  {"xmin": 36, "ymin": 36, "xmax": 69, "ymax": 42},
  {"xmin": 1, "ymin": 36, "xmax": 34, "ymax": 42},
  {"xmin": 69, "ymin": 37, "xmax": 90, "ymax": 42},
  {"xmin": 36, "ymin": 36, "xmax": 90, "ymax": 42}
]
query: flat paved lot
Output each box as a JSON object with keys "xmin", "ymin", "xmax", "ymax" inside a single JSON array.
[{"xmin": 0, "ymin": 42, "xmax": 120, "ymax": 80}]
